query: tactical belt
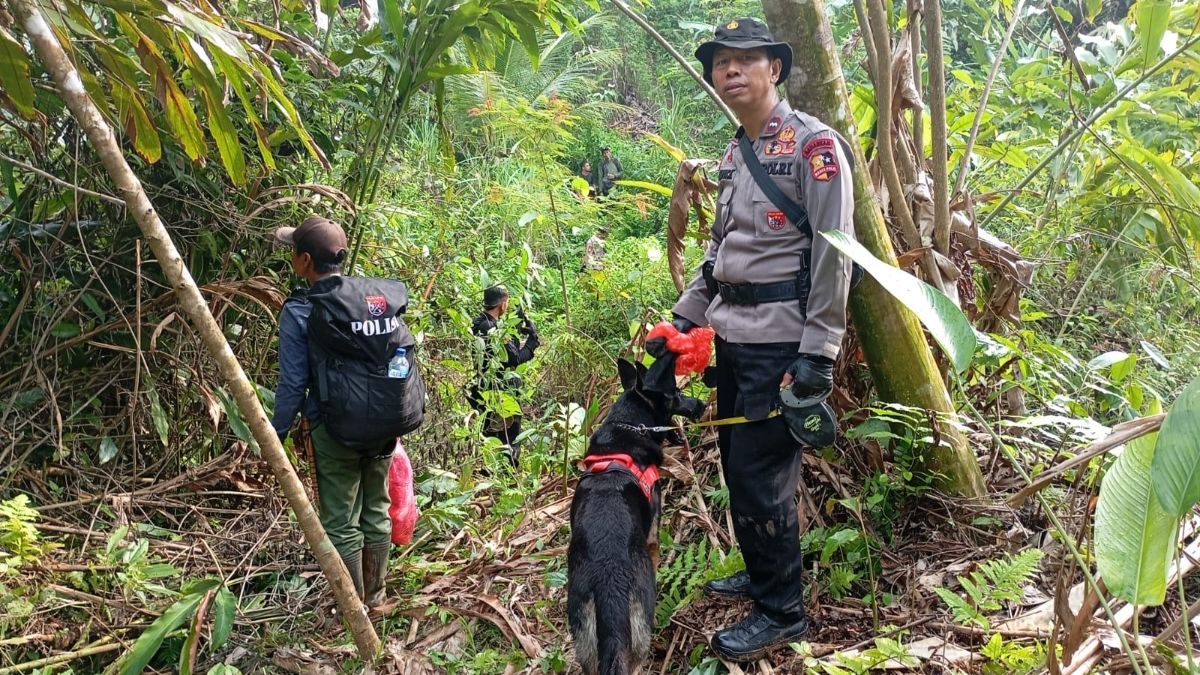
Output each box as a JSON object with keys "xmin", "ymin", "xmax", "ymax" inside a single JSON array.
[{"xmin": 717, "ymin": 278, "xmax": 804, "ymax": 305}]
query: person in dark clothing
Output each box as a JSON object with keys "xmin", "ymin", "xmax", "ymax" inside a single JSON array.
[
  {"xmin": 470, "ymin": 285, "xmax": 540, "ymax": 466},
  {"xmin": 597, "ymin": 147, "xmax": 623, "ymax": 197},
  {"xmin": 271, "ymin": 215, "xmax": 397, "ymax": 614},
  {"xmin": 578, "ymin": 159, "xmax": 599, "ymax": 198}
]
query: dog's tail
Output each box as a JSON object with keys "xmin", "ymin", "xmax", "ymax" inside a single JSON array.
[{"xmin": 596, "ymin": 584, "xmax": 634, "ymax": 675}]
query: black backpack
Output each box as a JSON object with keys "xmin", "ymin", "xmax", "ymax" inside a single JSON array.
[{"xmin": 305, "ymin": 276, "xmax": 426, "ymax": 452}]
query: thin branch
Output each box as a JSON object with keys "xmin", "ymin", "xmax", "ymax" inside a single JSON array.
[
  {"xmin": 866, "ymin": 0, "xmax": 941, "ymax": 282},
  {"xmin": 0, "ymin": 149, "xmax": 125, "ymax": 206},
  {"xmin": 852, "ymin": 0, "xmax": 881, "ymax": 84},
  {"xmin": 909, "ymin": 0, "xmax": 923, "ymax": 160},
  {"xmin": 980, "ymin": 30, "xmax": 1200, "ymax": 231},
  {"xmin": 924, "ymin": 0, "xmax": 951, "ymax": 255},
  {"xmin": 606, "ymin": 0, "xmax": 737, "ymax": 127},
  {"xmin": 952, "ymin": 0, "xmax": 1027, "ymax": 198},
  {"xmin": 1050, "ymin": 5, "xmax": 1092, "ymax": 92}
]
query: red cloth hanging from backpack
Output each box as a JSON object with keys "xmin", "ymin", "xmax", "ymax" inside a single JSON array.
[{"xmin": 388, "ymin": 440, "xmax": 418, "ymax": 545}]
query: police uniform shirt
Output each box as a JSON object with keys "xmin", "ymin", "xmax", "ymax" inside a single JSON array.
[{"xmin": 673, "ymin": 99, "xmax": 855, "ymax": 360}]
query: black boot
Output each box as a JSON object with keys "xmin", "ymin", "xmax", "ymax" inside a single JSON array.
[
  {"xmin": 710, "ymin": 607, "xmax": 810, "ymax": 662},
  {"xmin": 362, "ymin": 542, "xmax": 396, "ymax": 615},
  {"xmin": 705, "ymin": 570, "xmax": 751, "ymax": 598}
]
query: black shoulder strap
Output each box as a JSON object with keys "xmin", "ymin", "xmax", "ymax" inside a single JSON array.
[{"xmin": 735, "ymin": 127, "xmax": 812, "ymax": 238}]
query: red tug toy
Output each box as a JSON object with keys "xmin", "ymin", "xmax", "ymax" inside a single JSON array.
[{"xmin": 645, "ymin": 321, "xmax": 715, "ymax": 375}]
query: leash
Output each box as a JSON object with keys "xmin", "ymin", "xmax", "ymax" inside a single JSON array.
[{"xmin": 611, "ymin": 409, "xmax": 781, "ymax": 435}]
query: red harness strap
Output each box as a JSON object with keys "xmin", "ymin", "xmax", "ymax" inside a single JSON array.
[{"xmin": 582, "ymin": 453, "xmax": 660, "ymax": 502}]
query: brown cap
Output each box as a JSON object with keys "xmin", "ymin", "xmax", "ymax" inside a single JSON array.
[{"xmin": 274, "ymin": 216, "xmax": 348, "ymax": 264}]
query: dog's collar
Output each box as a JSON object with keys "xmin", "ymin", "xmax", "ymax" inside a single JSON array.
[{"xmin": 582, "ymin": 453, "xmax": 659, "ymax": 501}]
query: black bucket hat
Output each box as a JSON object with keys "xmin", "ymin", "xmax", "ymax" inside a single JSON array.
[{"xmin": 695, "ymin": 18, "xmax": 793, "ymax": 86}]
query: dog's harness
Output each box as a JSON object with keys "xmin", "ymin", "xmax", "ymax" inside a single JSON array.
[{"xmin": 582, "ymin": 453, "xmax": 659, "ymax": 502}]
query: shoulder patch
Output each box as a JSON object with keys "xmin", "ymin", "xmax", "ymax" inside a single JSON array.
[
  {"xmin": 365, "ymin": 294, "xmax": 388, "ymax": 317},
  {"xmin": 808, "ymin": 150, "xmax": 839, "ymax": 182},
  {"xmin": 802, "ymin": 137, "xmax": 835, "ymax": 158}
]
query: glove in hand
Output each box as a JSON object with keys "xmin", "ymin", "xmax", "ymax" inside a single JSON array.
[{"xmin": 785, "ymin": 354, "xmax": 834, "ymax": 399}]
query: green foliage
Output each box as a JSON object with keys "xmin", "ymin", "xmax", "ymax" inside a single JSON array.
[
  {"xmin": 108, "ymin": 577, "xmax": 227, "ymax": 675},
  {"xmin": 99, "ymin": 526, "xmax": 181, "ymax": 603},
  {"xmin": 1095, "ymin": 398, "xmax": 1176, "ymax": 605},
  {"xmin": 980, "ymin": 633, "xmax": 1045, "ymax": 675},
  {"xmin": 656, "ymin": 539, "xmax": 741, "ymax": 628},
  {"xmin": 0, "ymin": 495, "xmax": 51, "ymax": 574},
  {"xmin": 1, "ymin": 0, "xmax": 326, "ymax": 181},
  {"xmin": 934, "ymin": 549, "xmax": 1044, "ymax": 628},
  {"xmin": 795, "ymin": 636, "xmax": 919, "ymax": 674},
  {"xmin": 1149, "ymin": 376, "xmax": 1200, "ymax": 516}
]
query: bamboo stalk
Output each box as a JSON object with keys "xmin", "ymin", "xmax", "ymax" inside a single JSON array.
[
  {"xmin": 5, "ymin": 0, "xmax": 380, "ymax": 660},
  {"xmin": 0, "ymin": 641, "xmax": 123, "ymax": 674}
]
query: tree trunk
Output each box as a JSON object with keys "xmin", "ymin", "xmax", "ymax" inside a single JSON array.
[
  {"xmin": 6, "ymin": 0, "xmax": 383, "ymax": 659},
  {"xmin": 761, "ymin": 0, "xmax": 986, "ymax": 497}
]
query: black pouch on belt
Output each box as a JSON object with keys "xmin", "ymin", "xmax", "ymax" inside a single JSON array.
[{"xmin": 702, "ymin": 260, "xmax": 717, "ymax": 297}]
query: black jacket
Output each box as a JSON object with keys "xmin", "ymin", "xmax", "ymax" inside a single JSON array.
[{"xmin": 471, "ymin": 312, "xmax": 538, "ymax": 400}]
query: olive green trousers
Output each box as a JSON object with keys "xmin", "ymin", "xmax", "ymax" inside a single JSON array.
[{"xmin": 310, "ymin": 424, "xmax": 392, "ymax": 558}]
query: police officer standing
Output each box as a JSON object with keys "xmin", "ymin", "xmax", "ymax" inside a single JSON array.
[{"xmin": 664, "ymin": 19, "xmax": 855, "ymax": 661}]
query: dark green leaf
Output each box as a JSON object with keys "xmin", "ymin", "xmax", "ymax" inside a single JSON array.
[
  {"xmin": 113, "ymin": 580, "xmax": 218, "ymax": 675},
  {"xmin": 212, "ymin": 587, "xmax": 235, "ymax": 649},
  {"xmin": 1096, "ymin": 402, "xmax": 1174, "ymax": 605},
  {"xmin": 145, "ymin": 383, "xmax": 170, "ymax": 447},
  {"xmin": 50, "ymin": 322, "xmax": 81, "ymax": 338},
  {"xmin": 0, "ymin": 27, "xmax": 35, "ymax": 118},
  {"xmin": 1135, "ymin": 0, "xmax": 1171, "ymax": 72}
]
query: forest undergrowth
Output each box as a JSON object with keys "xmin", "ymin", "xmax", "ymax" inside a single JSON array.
[{"xmin": 3, "ymin": 0, "xmax": 1200, "ymax": 673}]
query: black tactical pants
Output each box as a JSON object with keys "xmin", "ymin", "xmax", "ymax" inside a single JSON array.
[{"xmin": 714, "ymin": 337, "xmax": 806, "ymax": 622}]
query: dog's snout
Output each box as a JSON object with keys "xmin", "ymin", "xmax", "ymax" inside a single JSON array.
[{"xmin": 676, "ymin": 396, "xmax": 707, "ymax": 420}]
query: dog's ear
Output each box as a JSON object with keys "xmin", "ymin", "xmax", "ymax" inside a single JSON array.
[{"xmin": 617, "ymin": 358, "xmax": 639, "ymax": 392}]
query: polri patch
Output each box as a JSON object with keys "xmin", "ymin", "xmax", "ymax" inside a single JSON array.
[
  {"xmin": 809, "ymin": 151, "xmax": 839, "ymax": 181},
  {"xmin": 766, "ymin": 210, "xmax": 787, "ymax": 230},
  {"xmin": 779, "ymin": 126, "xmax": 796, "ymax": 142},
  {"xmin": 365, "ymin": 294, "xmax": 388, "ymax": 317},
  {"xmin": 802, "ymin": 137, "xmax": 834, "ymax": 158},
  {"xmin": 764, "ymin": 116, "xmax": 782, "ymax": 135},
  {"xmin": 723, "ymin": 141, "xmax": 738, "ymax": 164},
  {"xmin": 764, "ymin": 161, "xmax": 792, "ymax": 176}
]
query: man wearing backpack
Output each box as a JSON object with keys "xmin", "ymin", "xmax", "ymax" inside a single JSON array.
[
  {"xmin": 655, "ymin": 19, "xmax": 855, "ymax": 662},
  {"xmin": 271, "ymin": 215, "xmax": 425, "ymax": 614}
]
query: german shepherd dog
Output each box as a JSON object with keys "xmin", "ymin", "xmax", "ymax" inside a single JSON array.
[{"xmin": 568, "ymin": 358, "xmax": 706, "ymax": 675}]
